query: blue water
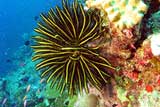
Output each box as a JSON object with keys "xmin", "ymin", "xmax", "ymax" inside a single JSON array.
[{"xmin": 0, "ymin": 0, "xmax": 63, "ymax": 76}]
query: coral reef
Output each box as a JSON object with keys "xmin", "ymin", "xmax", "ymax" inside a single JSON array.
[
  {"xmin": 71, "ymin": 0, "xmax": 160, "ymax": 107},
  {"xmin": 86, "ymin": 0, "xmax": 148, "ymax": 29},
  {"xmin": 73, "ymin": 48, "xmax": 160, "ymax": 106},
  {"xmin": 0, "ymin": 0, "xmax": 160, "ymax": 107},
  {"xmin": 0, "ymin": 32, "xmax": 69, "ymax": 107}
]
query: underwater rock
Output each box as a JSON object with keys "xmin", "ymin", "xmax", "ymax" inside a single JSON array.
[
  {"xmin": 139, "ymin": 3, "xmax": 160, "ymax": 41},
  {"xmin": 149, "ymin": 11, "xmax": 160, "ymax": 33},
  {"xmin": 74, "ymin": 94, "xmax": 99, "ymax": 107}
]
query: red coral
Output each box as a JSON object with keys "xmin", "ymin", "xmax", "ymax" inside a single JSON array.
[
  {"xmin": 138, "ymin": 80, "xmax": 143, "ymax": 86},
  {"xmin": 145, "ymin": 85, "xmax": 153, "ymax": 92},
  {"xmin": 123, "ymin": 71, "xmax": 139, "ymax": 81},
  {"xmin": 157, "ymin": 79, "xmax": 160, "ymax": 86},
  {"xmin": 137, "ymin": 60, "xmax": 148, "ymax": 66}
]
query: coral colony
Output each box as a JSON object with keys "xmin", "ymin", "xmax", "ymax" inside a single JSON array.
[
  {"xmin": 86, "ymin": 0, "xmax": 148, "ymax": 29},
  {"xmin": 31, "ymin": 0, "xmax": 160, "ymax": 106},
  {"xmin": 0, "ymin": 0, "xmax": 159, "ymax": 107}
]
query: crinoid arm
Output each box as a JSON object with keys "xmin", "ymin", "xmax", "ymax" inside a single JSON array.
[{"xmin": 31, "ymin": 0, "xmax": 116, "ymax": 96}]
